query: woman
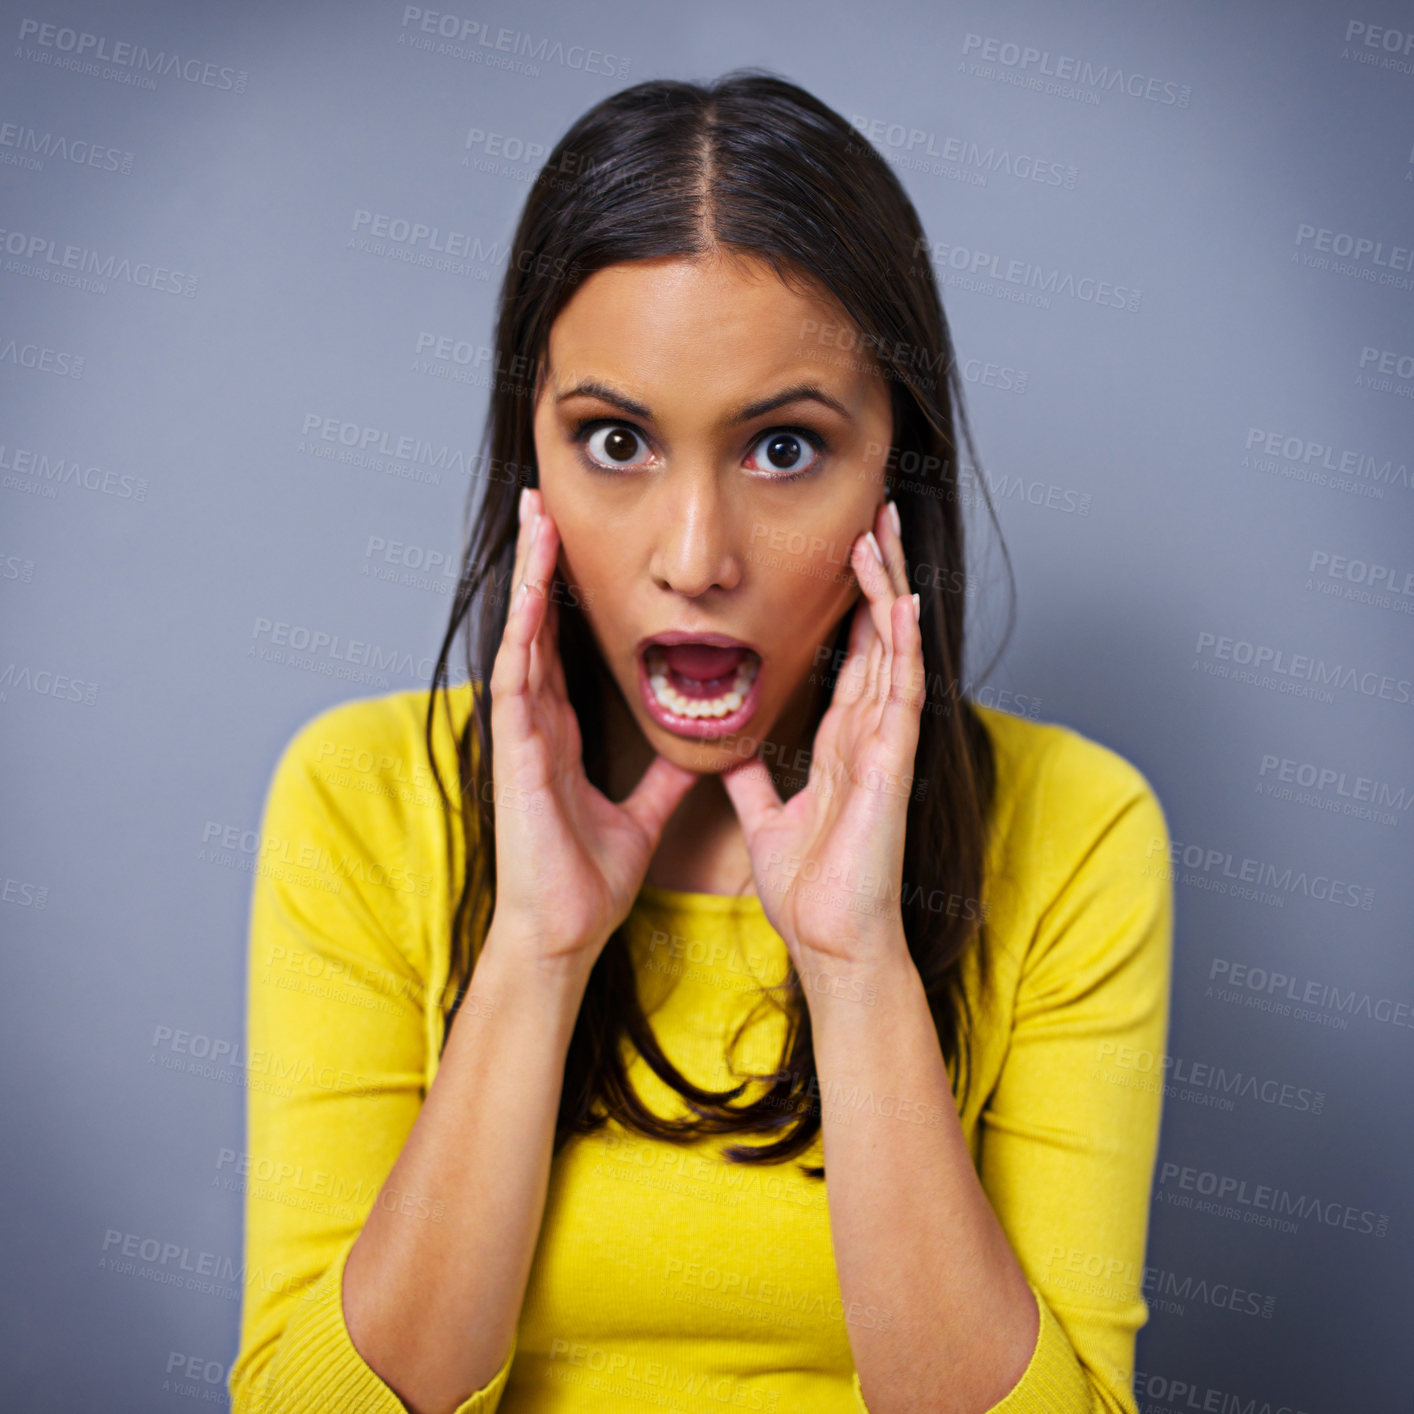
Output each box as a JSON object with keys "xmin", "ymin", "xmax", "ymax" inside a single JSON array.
[{"xmin": 229, "ymin": 71, "xmax": 1171, "ymax": 1414}]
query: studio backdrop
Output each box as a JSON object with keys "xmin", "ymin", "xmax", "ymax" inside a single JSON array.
[{"xmin": 2, "ymin": 2, "xmax": 1410, "ymax": 1410}]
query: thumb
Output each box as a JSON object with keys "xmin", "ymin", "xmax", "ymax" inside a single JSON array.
[
  {"xmin": 619, "ymin": 754, "xmax": 700, "ymax": 845},
  {"xmin": 719, "ymin": 756, "xmax": 782, "ymax": 839}
]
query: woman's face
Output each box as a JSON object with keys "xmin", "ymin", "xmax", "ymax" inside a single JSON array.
[{"xmin": 532, "ymin": 251, "xmax": 893, "ymax": 775}]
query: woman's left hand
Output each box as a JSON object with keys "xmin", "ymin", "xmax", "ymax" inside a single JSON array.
[{"xmin": 721, "ymin": 498, "xmax": 924, "ymax": 979}]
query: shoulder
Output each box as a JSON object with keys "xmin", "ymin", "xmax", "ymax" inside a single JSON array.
[
  {"xmin": 268, "ymin": 682, "xmax": 479, "ymax": 808},
  {"xmin": 973, "ymin": 701, "xmax": 1159, "ymax": 815},
  {"xmin": 969, "ymin": 702, "xmax": 1172, "ymax": 932},
  {"xmin": 276, "ymin": 682, "xmax": 474, "ymax": 771},
  {"xmin": 254, "ymin": 683, "xmax": 481, "ymax": 972},
  {"xmin": 259, "ymin": 682, "xmax": 481, "ymax": 895},
  {"xmin": 973, "ymin": 701, "xmax": 1167, "ymax": 837}
]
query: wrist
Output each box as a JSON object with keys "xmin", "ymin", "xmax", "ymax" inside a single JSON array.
[
  {"xmin": 470, "ymin": 929, "xmax": 593, "ymax": 1033},
  {"xmin": 794, "ymin": 939, "xmax": 919, "ymax": 1018}
]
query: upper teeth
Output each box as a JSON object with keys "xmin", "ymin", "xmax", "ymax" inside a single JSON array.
[{"xmin": 644, "ymin": 648, "xmax": 759, "ymax": 719}]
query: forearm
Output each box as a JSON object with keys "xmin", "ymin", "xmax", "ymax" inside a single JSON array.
[
  {"xmin": 342, "ymin": 929, "xmax": 588, "ymax": 1414},
  {"xmin": 803, "ymin": 946, "xmax": 1038, "ymax": 1414}
]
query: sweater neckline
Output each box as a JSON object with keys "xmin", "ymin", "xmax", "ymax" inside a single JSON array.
[{"xmin": 638, "ymin": 881, "xmax": 765, "ymax": 913}]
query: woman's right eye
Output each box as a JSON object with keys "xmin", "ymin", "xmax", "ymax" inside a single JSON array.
[{"xmin": 580, "ymin": 422, "xmax": 652, "ymax": 470}]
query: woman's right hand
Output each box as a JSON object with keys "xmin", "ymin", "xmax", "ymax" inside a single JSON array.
[{"xmin": 484, "ymin": 486, "xmax": 700, "ymax": 976}]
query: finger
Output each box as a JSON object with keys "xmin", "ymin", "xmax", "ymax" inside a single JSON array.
[
  {"xmin": 619, "ymin": 754, "xmax": 701, "ymax": 844},
  {"xmin": 832, "ymin": 592, "xmax": 877, "ymax": 710},
  {"xmin": 491, "ymin": 497, "xmax": 552, "ymax": 721},
  {"xmin": 884, "ymin": 591, "xmax": 926, "ymax": 757},
  {"xmin": 719, "ymin": 755, "xmax": 783, "ymax": 840},
  {"xmin": 875, "ymin": 498, "xmax": 911, "ymax": 601},
  {"xmin": 511, "ymin": 486, "xmax": 545, "ymax": 603},
  {"xmin": 530, "ymin": 573, "xmax": 556, "ymax": 697},
  {"xmin": 509, "ymin": 485, "xmax": 538, "ymax": 603},
  {"xmin": 851, "ymin": 529, "xmax": 896, "ymax": 649},
  {"xmin": 869, "ymin": 631, "xmax": 892, "ymax": 711},
  {"xmin": 523, "ymin": 516, "xmax": 561, "ymax": 696},
  {"xmin": 850, "ymin": 531, "xmax": 902, "ymax": 701},
  {"xmin": 541, "ymin": 568, "xmax": 568, "ymax": 701}
]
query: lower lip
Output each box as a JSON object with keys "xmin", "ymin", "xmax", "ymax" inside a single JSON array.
[{"xmin": 636, "ymin": 648, "xmax": 764, "ymax": 740}]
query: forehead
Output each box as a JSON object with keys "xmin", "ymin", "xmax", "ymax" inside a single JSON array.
[{"xmin": 540, "ymin": 253, "xmax": 885, "ymax": 416}]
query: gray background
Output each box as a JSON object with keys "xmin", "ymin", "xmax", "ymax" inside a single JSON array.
[{"xmin": 2, "ymin": 2, "xmax": 1411, "ymax": 1410}]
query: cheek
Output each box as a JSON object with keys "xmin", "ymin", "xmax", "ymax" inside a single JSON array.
[
  {"xmin": 549, "ymin": 511, "xmax": 634, "ymax": 637},
  {"xmin": 554, "ymin": 536, "xmax": 608, "ymax": 619},
  {"xmin": 762, "ymin": 562, "xmax": 854, "ymax": 654}
]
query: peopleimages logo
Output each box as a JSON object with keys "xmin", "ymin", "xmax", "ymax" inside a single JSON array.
[
  {"xmin": 1046, "ymin": 1246, "xmax": 1277, "ymax": 1319},
  {"xmin": 959, "ymin": 32, "xmax": 1192, "ymax": 107},
  {"xmin": 349, "ymin": 209, "xmax": 505, "ymax": 262},
  {"xmin": 848, "ymin": 114, "xmax": 1077, "ymax": 189},
  {"xmin": 1340, "ymin": 18, "xmax": 1414, "ymax": 76},
  {"xmin": 0, "ymin": 226, "xmax": 197, "ymax": 295},
  {"xmin": 1193, "ymin": 629, "xmax": 1413, "ymax": 708},
  {"xmin": 1293, "ymin": 222, "xmax": 1414, "ymax": 291},
  {"xmin": 1207, "ymin": 958, "xmax": 1414, "ymax": 1031},
  {"xmin": 15, "ymin": 18, "xmax": 247, "ymax": 92},
  {"xmin": 1307, "ymin": 549, "xmax": 1414, "ymax": 607},
  {"xmin": 1156, "ymin": 1161, "xmax": 1389, "ymax": 1239},
  {"xmin": 0, "ymin": 338, "xmax": 84, "ymax": 379},
  {"xmin": 397, "ymin": 8, "xmax": 630, "ymax": 78},
  {"xmin": 1258, "ymin": 752, "xmax": 1411, "ymax": 817},
  {"xmin": 1134, "ymin": 1370, "xmax": 1309, "ymax": 1414},
  {"xmin": 0, "ymin": 121, "xmax": 134, "ymax": 175},
  {"xmin": 1148, "ymin": 834, "xmax": 1375, "ymax": 910},
  {"xmin": 912, "ymin": 236, "xmax": 1141, "ymax": 312},
  {"xmin": 0, "ymin": 439, "xmax": 145, "ymax": 499},
  {"xmin": 1241, "ymin": 426, "xmax": 1410, "ymax": 504},
  {"xmin": 1094, "ymin": 1041, "xmax": 1325, "ymax": 1115},
  {"xmin": 298, "ymin": 412, "xmax": 512, "ymax": 487}
]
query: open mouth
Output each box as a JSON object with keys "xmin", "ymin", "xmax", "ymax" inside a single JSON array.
[{"xmin": 635, "ymin": 640, "xmax": 764, "ymax": 739}]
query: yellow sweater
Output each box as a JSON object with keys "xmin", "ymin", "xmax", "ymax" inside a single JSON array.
[{"xmin": 228, "ymin": 681, "xmax": 1172, "ymax": 1414}]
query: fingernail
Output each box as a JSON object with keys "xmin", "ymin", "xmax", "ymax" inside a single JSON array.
[
  {"xmin": 887, "ymin": 499, "xmax": 901, "ymax": 537},
  {"xmin": 513, "ymin": 581, "xmax": 527, "ymax": 613},
  {"xmin": 530, "ymin": 513, "xmax": 542, "ymax": 547},
  {"xmin": 911, "ymin": 592, "xmax": 920, "ymax": 623},
  {"xmin": 866, "ymin": 530, "xmax": 884, "ymax": 566},
  {"xmin": 518, "ymin": 487, "xmax": 530, "ymax": 525}
]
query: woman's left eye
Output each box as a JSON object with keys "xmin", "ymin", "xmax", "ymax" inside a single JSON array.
[{"xmin": 745, "ymin": 428, "xmax": 827, "ymax": 481}]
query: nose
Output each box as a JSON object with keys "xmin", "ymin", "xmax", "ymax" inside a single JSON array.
[{"xmin": 647, "ymin": 467, "xmax": 744, "ymax": 597}]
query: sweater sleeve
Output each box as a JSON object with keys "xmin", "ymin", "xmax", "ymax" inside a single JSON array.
[
  {"xmin": 852, "ymin": 746, "xmax": 1173, "ymax": 1414},
  {"xmin": 226, "ymin": 698, "xmax": 515, "ymax": 1413}
]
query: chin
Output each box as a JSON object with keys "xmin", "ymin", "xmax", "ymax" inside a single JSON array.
[{"xmin": 646, "ymin": 717, "xmax": 766, "ymax": 771}]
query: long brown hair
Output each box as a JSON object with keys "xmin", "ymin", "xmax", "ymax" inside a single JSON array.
[{"xmin": 424, "ymin": 69, "xmax": 1017, "ymax": 1178}]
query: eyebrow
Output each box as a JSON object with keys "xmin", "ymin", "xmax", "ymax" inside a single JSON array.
[{"xmin": 555, "ymin": 378, "xmax": 852, "ymax": 424}]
